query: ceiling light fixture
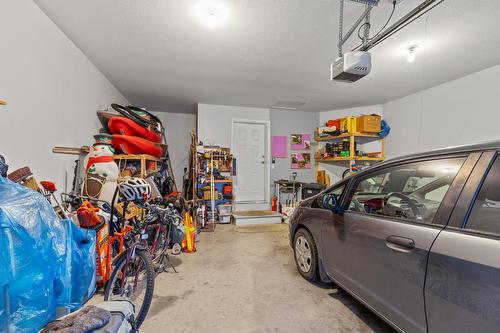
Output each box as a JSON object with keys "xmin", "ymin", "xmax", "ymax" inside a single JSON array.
[
  {"xmin": 407, "ymin": 45, "xmax": 417, "ymax": 63},
  {"xmin": 195, "ymin": 0, "xmax": 228, "ymax": 29}
]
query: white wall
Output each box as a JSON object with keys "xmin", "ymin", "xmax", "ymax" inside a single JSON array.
[
  {"xmin": 270, "ymin": 109, "xmax": 318, "ymax": 184},
  {"xmin": 153, "ymin": 111, "xmax": 197, "ymax": 190},
  {"xmin": 318, "ymin": 105, "xmax": 383, "ymax": 183},
  {"xmin": 0, "ymin": 0, "xmax": 128, "ymax": 189},
  {"xmin": 384, "ymin": 64, "xmax": 500, "ymax": 159},
  {"xmin": 197, "ymin": 103, "xmax": 270, "ymax": 147}
]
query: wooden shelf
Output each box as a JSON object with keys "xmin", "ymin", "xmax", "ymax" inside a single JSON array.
[
  {"xmin": 114, "ymin": 154, "xmax": 160, "ymax": 162},
  {"xmin": 202, "ymin": 179, "xmax": 232, "ymax": 183},
  {"xmin": 114, "ymin": 154, "xmax": 161, "ymax": 178},
  {"xmin": 316, "ymin": 156, "xmax": 384, "ymax": 162},
  {"xmin": 316, "ymin": 131, "xmax": 380, "ymax": 142}
]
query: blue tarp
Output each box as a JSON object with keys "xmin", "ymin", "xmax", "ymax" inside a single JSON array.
[{"xmin": 0, "ymin": 177, "xmax": 96, "ymax": 333}]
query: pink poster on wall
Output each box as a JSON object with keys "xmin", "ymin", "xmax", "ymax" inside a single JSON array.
[
  {"xmin": 291, "ymin": 153, "xmax": 311, "ymax": 169},
  {"xmin": 272, "ymin": 136, "xmax": 287, "ymax": 158},
  {"xmin": 291, "ymin": 134, "xmax": 311, "ymax": 150}
]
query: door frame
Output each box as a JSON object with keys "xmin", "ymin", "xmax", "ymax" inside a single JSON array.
[{"xmin": 231, "ymin": 118, "xmax": 271, "ymax": 204}]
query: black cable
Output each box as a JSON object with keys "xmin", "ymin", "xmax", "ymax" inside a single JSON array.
[{"xmin": 353, "ymin": 1, "xmax": 396, "ymax": 50}]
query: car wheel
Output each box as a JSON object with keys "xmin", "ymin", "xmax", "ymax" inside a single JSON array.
[{"xmin": 293, "ymin": 228, "xmax": 319, "ymax": 282}]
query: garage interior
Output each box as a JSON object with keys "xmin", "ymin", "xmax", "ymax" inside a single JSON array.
[{"xmin": 2, "ymin": 0, "xmax": 500, "ymax": 332}]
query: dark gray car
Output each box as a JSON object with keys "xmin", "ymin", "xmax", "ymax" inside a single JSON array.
[{"xmin": 289, "ymin": 141, "xmax": 500, "ymax": 333}]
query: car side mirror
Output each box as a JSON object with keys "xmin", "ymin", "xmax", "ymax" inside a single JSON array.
[{"xmin": 318, "ymin": 194, "xmax": 339, "ymax": 212}]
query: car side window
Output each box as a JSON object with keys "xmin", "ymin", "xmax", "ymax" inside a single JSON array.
[
  {"xmin": 329, "ymin": 184, "xmax": 345, "ymax": 197},
  {"xmin": 465, "ymin": 156, "xmax": 500, "ymax": 234},
  {"xmin": 347, "ymin": 157, "xmax": 466, "ymax": 224}
]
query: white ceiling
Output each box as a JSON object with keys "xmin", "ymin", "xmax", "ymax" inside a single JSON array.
[{"xmin": 35, "ymin": 0, "xmax": 500, "ymax": 113}]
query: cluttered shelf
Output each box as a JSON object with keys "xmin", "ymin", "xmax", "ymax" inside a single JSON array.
[
  {"xmin": 113, "ymin": 153, "xmax": 161, "ymax": 162},
  {"xmin": 316, "ymin": 131, "xmax": 381, "ymax": 142},
  {"xmin": 201, "ymin": 179, "xmax": 232, "ymax": 183},
  {"xmin": 315, "ymin": 156, "xmax": 384, "ymax": 162},
  {"xmin": 315, "ymin": 114, "xmax": 389, "ymax": 183}
]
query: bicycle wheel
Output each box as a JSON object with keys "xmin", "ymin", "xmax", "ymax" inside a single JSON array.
[{"xmin": 104, "ymin": 248, "xmax": 155, "ymax": 329}]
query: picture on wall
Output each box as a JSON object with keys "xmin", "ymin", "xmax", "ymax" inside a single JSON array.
[
  {"xmin": 272, "ymin": 136, "xmax": 287, "ymax": 158},
  {"xmin": 291, "ymin": 134, "xmax": 311, "ymax": 150},
  {"xmin": 291, "ymin": 152, "xmax": 311, "ymax": 169}
]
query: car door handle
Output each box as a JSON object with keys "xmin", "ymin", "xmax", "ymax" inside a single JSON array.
[{"xmin": 386, "ymin": 235, "xmax": 415, "ymax": 252}]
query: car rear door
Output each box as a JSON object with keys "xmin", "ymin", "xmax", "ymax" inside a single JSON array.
[
  {"xmin": 425, "ymin": 151, "xmax": 500, "ymax": 333},
  {"xmin": 322, "ymin": 154, "xmax": 478, "ymax": 333}
]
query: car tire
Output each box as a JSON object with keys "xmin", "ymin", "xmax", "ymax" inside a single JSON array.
[{"xmin": 293, "ymin": 228, "xmax": 320, "ymax": 282}]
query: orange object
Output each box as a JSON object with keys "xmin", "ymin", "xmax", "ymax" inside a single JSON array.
[
  {"xmin": 96, "ymin": 225, "xmax": 133, "ymax": 287},
  {"xmin": 77, "ymin": 201, "xmax": 102, "ymax": 229},
  {"xmin": 95, "ymin": 221, "xmax": 111, "ymax": 286},
  {"xmin": 77, "ymin": 200, "xmax": 133, "ymax": 286},
  {"xmin": 182, "ymin": 211, "xmax": 196, "ymax": 253},
  {"xmin": 40, "ymin": 181, "xmax": 57, "ymax": 192},
  {"xmin": 167, "ymin": 191, "xmax": 181, "ymax": 198},
  {"xmin": 326, "ymin": 119, "xmax": 340, "ymax": 129}
]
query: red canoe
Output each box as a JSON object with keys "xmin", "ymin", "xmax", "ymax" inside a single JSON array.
[
  {"xmin": 112, "ymin": 135, "xmax": 163, "ymax": 157},
  {"xmin": 108, "ymin": 117, "xmax": 161, "ymax": 143}
]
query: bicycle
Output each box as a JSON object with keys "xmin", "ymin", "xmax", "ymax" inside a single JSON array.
[
  {"xmin": 138, "ymin": 201, "xmax": 184, "ymax": 273},
  {"xmin": 103, "ymin": 222, "xmax": 155, "ymax": 330},
  {"xmin": 103, "ymin": 178, "xmax": 158, "ymax": 329}
]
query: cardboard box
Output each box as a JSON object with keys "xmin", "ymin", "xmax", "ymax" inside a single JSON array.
[
  {"xmin": 356, "ymin": 114, "xmax": 381, "ymax": 133},
  {"xmin": 203, "ymin": 189, "xmax": 218, "ymax": 200}
]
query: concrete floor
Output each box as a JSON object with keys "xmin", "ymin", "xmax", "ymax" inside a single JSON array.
[{"xmin": 140, "ymin": 223, "xmax": 395, "ymax": 333}]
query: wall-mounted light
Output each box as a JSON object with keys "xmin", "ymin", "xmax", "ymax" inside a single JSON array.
[
  {"xmin": 195, "ymin": 0, "xmax": 228, "ymax": 29},
  {"xmin": 407, "ymin": 45, "xmax": 417, "ymax": 63}
]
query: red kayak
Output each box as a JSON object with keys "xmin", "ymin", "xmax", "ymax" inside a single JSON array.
[
  {"xmin": 108, "ymin": 117, "xmax": 161, "ymax": 143},
  {"xmin": 112, "ymin": 135, "xmax": 163, "ymax": 157}
]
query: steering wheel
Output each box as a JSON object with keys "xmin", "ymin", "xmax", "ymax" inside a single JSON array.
[{"xmin": 384, "ymin": 192, "xmax": 423, "ymax": 221}]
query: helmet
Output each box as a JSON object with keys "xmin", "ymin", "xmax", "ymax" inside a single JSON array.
[{"xmin": 118, "ymin": 177, "xmax": 151, "ymax": 202}]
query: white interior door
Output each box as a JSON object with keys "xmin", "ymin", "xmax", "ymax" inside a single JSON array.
[{"xmin": 233, "ymin": 121, "xmax": 267, "ymax": 203}]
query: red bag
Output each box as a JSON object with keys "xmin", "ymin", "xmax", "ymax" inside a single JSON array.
[
  {"xmin": 223, "ymin": 184, "xmax": 232, "ymax": 199},
  {"xmin": 327, "ymin": 119, "xmax": 340, "ymax": 129}
]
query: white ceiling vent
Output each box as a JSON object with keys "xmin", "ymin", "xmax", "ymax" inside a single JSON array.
[{"xmin": 271, "ymin": 101, "xmax": 306, "ymax": 110}]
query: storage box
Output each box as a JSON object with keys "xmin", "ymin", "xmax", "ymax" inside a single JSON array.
[
  {"xmin": 340, "ymin": 116, "xmax": 356, "ymax": 133},
  {"xmin": 203, "ymin": 189, "xmax": 218, "ymax": 200},
  {"xmin": 217, "ymin": 204, "xmax": 232, "ymax": 215},
  {"xmin": 218, "ymin": 215, "xmax": 231, "ymax": 224},
  {"xmin": 356, "ymin": 114, "xmax": 381, "ymax": 133}
]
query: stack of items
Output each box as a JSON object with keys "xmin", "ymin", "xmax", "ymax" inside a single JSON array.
[
  {"xmin": 105, "ymin": 104, "xmax": 164, "ymax": 158},
  {"xmin": 195, "ymin": 146, "xmax": 234, "ymax": 231},
  {"xmin": 0, "ymin": 155, "xmax": 96, "ymax": 333},
  {"xmin": 319, "ymin": 114, "xmax": 383, "ymax": 138},
  {"xmin": 217, "ymin": 203, "xmax": 232, "ymax": 224}
]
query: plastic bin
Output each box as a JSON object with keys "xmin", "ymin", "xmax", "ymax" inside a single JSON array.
[
  {"xmin": 217, "ymin": 204, "xmax": 232, "ymax": 216},
  {"xmin": 218, "ymin": 215, "xmax": 231, "ymax": 224}
]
